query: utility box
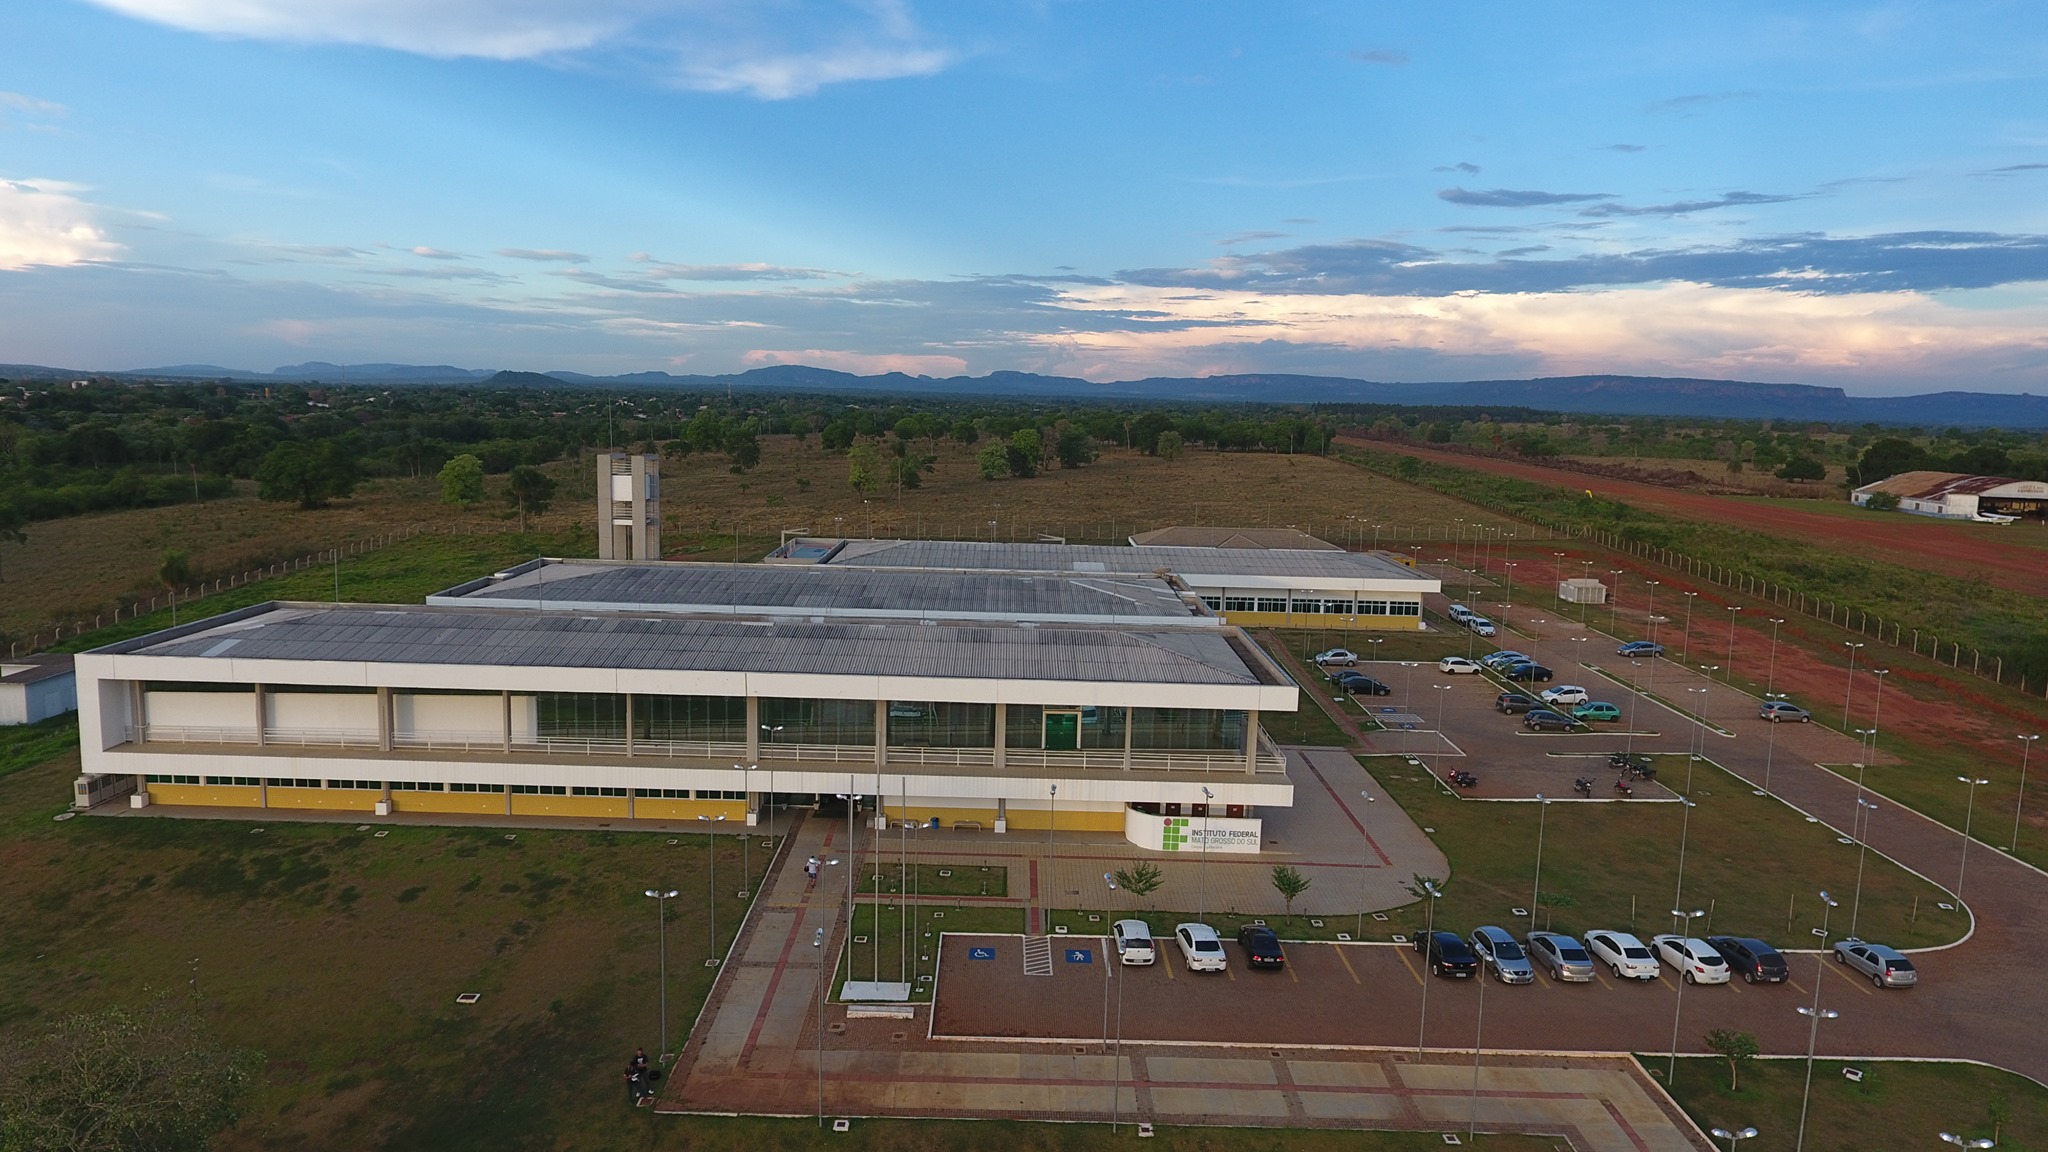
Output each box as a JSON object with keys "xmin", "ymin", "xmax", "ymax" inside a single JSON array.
[{"xmin": 1558, "ymin": 578, "xmax": 1608, "ymax": 604}]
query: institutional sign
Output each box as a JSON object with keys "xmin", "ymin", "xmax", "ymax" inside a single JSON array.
[{"xmin": 1123, "ymin": 807, "xmax": 1263, "ymax": 854}]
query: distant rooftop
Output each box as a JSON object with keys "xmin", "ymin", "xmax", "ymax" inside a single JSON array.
[
  {"xmin": 432, "ymin": 559, "xmax": 1212, "ymax": 626},
  {"xmin": 771, "ymin": 538, "xmax": 1434, "ymax": 588},
  {"xmin": 1128, "ymin": 526, "xmax": 1339, "ymax": 550},
  {"xmin": 1853, "ymin": 470, "xmax": 2030, "ymax": 500}
]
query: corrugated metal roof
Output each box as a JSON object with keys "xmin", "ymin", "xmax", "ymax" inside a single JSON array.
[
  {"xmin": 122, "ymin": 605, "xmax": 1269, "ymax": 685},
  {"xmin": 1128, "ymin": 526, "xmax": 1341, "ymax": 550},
  {"xmin": 819, "ymin": 539, "xmax": 1431, "ymax": 583}
]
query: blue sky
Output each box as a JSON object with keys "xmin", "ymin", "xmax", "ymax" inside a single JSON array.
[{"xmin": 2, "ymin": 1, "xmax": 2046, "ymax": 393}]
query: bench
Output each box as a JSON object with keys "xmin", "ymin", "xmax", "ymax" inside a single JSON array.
[{"xmin": 951, "ymin": 820, "xmax": 983, "ymax": 831}]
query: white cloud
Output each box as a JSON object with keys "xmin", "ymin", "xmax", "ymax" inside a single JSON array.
[
  {"xmin": 86, "ymin": 0, "xmax": 954, "ymax": 97},
  {"xmin": 0, "ymin": 179, "xmax": 122, "ymax": 270}
]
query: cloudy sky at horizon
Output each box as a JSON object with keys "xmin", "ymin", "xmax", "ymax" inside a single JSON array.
[{"xmin": 3, "ymin": 1, "xmax": 2047, "ymax": 394}]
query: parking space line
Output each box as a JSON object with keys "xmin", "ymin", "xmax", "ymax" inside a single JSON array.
[
  {"xmin": 1226, "ymin": 965, "xmax": 1237, "ymax": 981},
  {"xmin": 1593, "ymin": 970, "xmax": 1615, "ymax": 989},
  {"xmin": 1286, "ymin": 961, "xmax": 1299, "ymax": 983},
  {"xmin": 1334, "ymin": 946, "xmax": 1361, "ymax": 984},
  {"xmin": 1394, "ymin": 947, "xmax": 1424, "ymax": 986},
  {"xmin": 1161, "ymin": 951, "xmax": 1175, "ymax": 980},
  {"xmin": 1825, "ymin": 960, "xmax": 1877, "ymax": 996},
  {"xmin": 1789, "ymin": 978, "xmax": 1810, "ymax": 995}
]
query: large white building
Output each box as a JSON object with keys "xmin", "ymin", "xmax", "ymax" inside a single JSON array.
[
  {"xmin": 1850, "ymin": 470, "xmax": 2048, "ymax": 521},
  {"xmin": 73, "ymin": 552, "xmax": 1325, "ymax": 853}
]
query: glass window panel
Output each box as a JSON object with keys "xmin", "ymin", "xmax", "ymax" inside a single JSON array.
[
  {"xmin": 1005, "ymin": 704, "xmax": 1044, "ymax": 750},
  {"xmin": 1255, "ymin": 597, "xmax": 1288, "ymax": 613},
  {"xmin": 1132, "ymin": 707, "xmax": 1247, "ymax": 751},
  {"xmin": 536, "ymin": 693, "xmax": 626, "ymax": 740},
  {"xmin": 634, "ymin": 694, "xmax": 746, "ymax": 742},
  {"xmin": 888, "ymin": 701, "xmax": 995, "ymax": 747},
  {"xmin": 759, "ymin": 698, "xmax": 876, "ymax": 745}
]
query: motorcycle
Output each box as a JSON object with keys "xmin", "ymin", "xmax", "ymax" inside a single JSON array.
[
  {"xmin": 1572, "ymin": 777, "xmax": 1594, "ymax": 798},
  {"xmin": 1612, "ymin": 776, "xmax": 1634, "ymax": 797},
  {"xmin": 1609, "ymin": 752, "xmax": 1656, "ymax": 780},
  {"xmin": 1444, "ymin": 768, "xmax": 1479, "ymax": 790}
]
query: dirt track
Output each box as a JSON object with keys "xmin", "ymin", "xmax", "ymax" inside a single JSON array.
[{"xmin": 1342, "ymin": 439, "xmax": 2048, "ymax": 597}]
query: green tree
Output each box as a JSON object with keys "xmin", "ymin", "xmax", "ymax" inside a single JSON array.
[
  {"xmin": 1006, "ymin": 428, "xmax": 1041, "ymax": 478},
  {"xmin": 1702, "ymin": 1028, "xmax": 1760, "ymax": 1090},
  {"xmin": 503, "ymin": 465, "xmax": 557, "ymax": 531},
  {"xmin": 949, "ymin": 419, "xmax": 980, "ymax": 446},
  {"xmin": 0, "ymin": 502, "xmax": 24, "ymax": 583},
  {"xmin": 977, "ymin": 442, "xmax": 1009, "ymax": 480},
  {"xmin": 1775, "ymin": 456, "xmax": 1826, "ymax": 481},
  {"xmin": 848, "ymin": 443, "xmax": 883, "ymax": 493},
  {"xmin": 1851, "ymin": 436, "xmax": 1925, "ymax": 485},
  {"xmin": 1155, "ymin": 430, "xmax": 1184, "ymax": 461},
  {"xmin": 1270, "ymin": 865, "xmax": 1311, "ymax": 915},
  {"xmin": 1114, "ymin": 861, "xmax": 1164, "ymax": 908},
  {"xmin": 889, "ymin": 447, "xmax": 937, "ymax": 491},
  {"xmin": 0, "ymin": 996, "xmax": 258, "ymax": 1152},
  {"xmin": 254, "ymin": 441, "xmax": 357, "ymax": 509},
  {"xmin": 438, "ymin": 453, "xmax": 485, "ymax": 508},
  {"xmin": 723, "ymin": 426, "xmax": 761, "ymax": 473},
  {"xmin": 158, "ymin": 550, "xmax": 191, "ymax": 625},
  {"xmin": 1055, "ymin": 427, "xmax": 1097, "ymax": 469},
  {"xmin": 1865, "ymin": 491, "xmax": 1901, "ymax": 511}
]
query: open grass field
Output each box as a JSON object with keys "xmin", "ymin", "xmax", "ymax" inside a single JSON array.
[
  {"xmin": 1362, "ymin": 755, "xmax": 1965, "ymax": 950},
  {"xmin": 641, "ymin": 1118, "xmax": 1562, "ymax": 1152},
  {"xmin": 1661, "ymin": 1056, "xmax": 2045, "ymax": 1152}
]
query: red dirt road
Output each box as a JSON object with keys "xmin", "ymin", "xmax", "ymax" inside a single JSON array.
[{"xmin": 1342, "ymin": 438, "xmax": 2048, "ymax": 597}]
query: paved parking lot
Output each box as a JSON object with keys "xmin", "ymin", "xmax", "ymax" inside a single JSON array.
[{"xmin": 929, "ymin": 931, "xmax": 1964, "ymax": 1062}]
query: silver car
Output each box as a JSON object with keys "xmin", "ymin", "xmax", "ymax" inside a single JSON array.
[
  {"xmin": 1585, "ymin": 929, "xmax": 1661, "ymax": 981},
  {"xmin": 1525, "ymin": 931, "xmax": 1596, "ymax": 982},
  {"xmin": 1469, "ymin": 926, "xmax": 1535, "ymax": 984},
  {"xmin": 1833, "ymin": 939, "xmax": 1918, "ymax": 988}
]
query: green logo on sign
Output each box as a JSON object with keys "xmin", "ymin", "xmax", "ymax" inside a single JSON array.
[{"xmin": 1160, "ymin": 816, "xmax": 1191, "ymax": 851}]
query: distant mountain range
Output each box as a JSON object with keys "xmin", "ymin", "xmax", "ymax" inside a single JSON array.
[{"xmin": 4, "ymin": 360, "xmax": 2045, "ymax": 428}]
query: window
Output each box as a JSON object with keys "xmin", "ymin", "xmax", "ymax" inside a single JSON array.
[
  {"xmin": 1132, "ymin": 708, "xmax": 1247, "ymax": 751},
  {"xmin": 1199, "ymin": 596, "xmax": 1222, "ymax": 610},
  {"xmin": 535, "ymin": 693, "xmax": 626, "ymax": 741},
  {"xmin": 1005, "ymin": 704, "xmax": 1044, "ymax": 749},
  {"xmin": 204, "ymin": 776, "xmax": 260, "ymax": 787},
  {"xmin": 637, "ymin": 788, "xmax": 693, "ymax": 799},
  {"xmin": 448, "ymin": 782, "xmax": 498, "ymax": 793},
  {"xmin": 1389, "ymin": 600, "xmax": 1421, "ymax": 616},
  {"xmin": 693, "ymin": 789, "xmax": 746, "ymax": 800},
  {"xmin": 392, "ymin": 781, "xmax": 445, "ymax": 792},
  {"xmin": 636, "ymin": 695, "xmax": 747, "ymax": 743},
  {"xmin": 266, "ymin": 778, "xmax": 320, "ymax": 788},
  {"xmin": 147, "ymin": 774, "xmax": 200, "ymax": 784},
  {"xmin": 887, "ymin": 701, "xmax": 995, "ymax": 748},
  {"xmin": 511, "ymin": 784, "xmax": 567, "ymax": 795},
  {"xmin": 326, "ymin": 779, "xmax": 383, "ymax": 790},
  {"xmin": 572, "ymin": 786, "xmax": 628, "ymax": 797},
  {"xmin": 1357, "ymin": 600, "xmax": 1390, "ymax": 615},
  {"xmin": 1222, "ymin": 596, "xmax": 1256, "ymax": 613},
  {"xmin": 1255, "ymin": 597, "xmax": 1288, "ymax": 613},
  {"xmin": 758, "ymin": 698, "xmax": 875, "ymax": 745}
]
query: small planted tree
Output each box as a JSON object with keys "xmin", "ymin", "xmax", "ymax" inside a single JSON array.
[
  {"xmin": 159, "ymin": 550, "xmax": 191, "ymax": 625},
  {"xmin": 438, "ymin": 453, "xmax": 485, "ymax": 508},
  {"xmin": 1154, "ymin": 430, "xmax": 1184, "ymax": 461},
  {"xmin": 1270, "ymin": 865, "xmax": 1311, "ymax": 915},
  {"xmin": 1703, "ymin": 1028, "xmax": 1760, "ymax": 1090},
  {"xmin": 1113, "ymin": 862, "xmax": 1163, "ymax": 909},
  {"xmin": 847, "ymin": 444, "xmax": 882, "ymax": 493},
  {"xmin": 503, "ymin": 465, "xmax": 557, "ymax": 531}
]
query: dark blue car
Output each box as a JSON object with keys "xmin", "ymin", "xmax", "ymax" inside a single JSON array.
[{"xmin": 1617, "ymin": 641, "xmax": 1665, "ymax": 657}]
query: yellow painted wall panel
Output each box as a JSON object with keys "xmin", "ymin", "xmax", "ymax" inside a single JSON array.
[
  {"xmin": 629, "ymin": 799, "xmax": 748, "ymax": 822},
  {"xmin": 509, "ymin": 795, "xmax": 630, "ymax": 818},
  {"xmin": 266, "ymin": 788, "xmax": 378, "ymax": 812},
  {"xmin": 147, "ymin": 785, "xmax": 262, "ymax": 809},
  {"xmin": 1004, "ymin": 807, "xmax": 1127, "ymax": 832},
  {"xmin": 880, "ymin": 805, "xmax": 1001, "ymax": 829},
  {"xmin": 395, "ymin": 791, "xmax": 507, "ymax": 815}
]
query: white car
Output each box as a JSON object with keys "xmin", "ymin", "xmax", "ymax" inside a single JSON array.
[
  {"xmin": 1314, "ymin": 649, "xmax": 1359, "ymax": 668},
  {"xmin": 1111, "ymin": 919, "xmax": 1157, "ymax": 965},
  {"xmin": 1447, "ymin": 603, "xmax": 1474, "ymax": 623},
  {"xmin": 1539, "ymin": 685, "xmax": 1590, "ymax": 707},
  {"xmin": 1650, "ymin": 935, "xmax": 1731, "ymax": 985},
  {"xmin": 1584, "ymin": 929, "xmax": 1661, "ymax": 981},
  {"xmin": 1174, "ymin": 923, "xmax": 1228, "ymax": 972},
  {"xmin": 1438, "ymin": 656, "xmax": 1483, "ymax": 675},
  {"xmin": 1466, "ymin": 617, "xmax": 1496, "ymax": 637}
]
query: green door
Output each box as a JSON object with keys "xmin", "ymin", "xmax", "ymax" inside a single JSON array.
[{"xmin": 1043, "ymin": 711, "xmax": 1080, "ymax": 751}]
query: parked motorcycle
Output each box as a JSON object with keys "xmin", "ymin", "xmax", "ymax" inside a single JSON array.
[
  {"xmin": 1444, "ymin": 768, "xmax": 1479, "ymax": 789},
  {"xmin": 1572, "ymin": 777, "xmax": 1594, "ymax": 797},
  {"xmin": 1612, "ymin": 776, "xmax": 1634, "ymax": 797}
]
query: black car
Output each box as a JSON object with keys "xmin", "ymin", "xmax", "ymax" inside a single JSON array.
[
  {"xmin": 1504, "ymin": 662, "xmax": 1554, "ymax": 683},
  {"xmin": 1336, "ymin": 673, "xmax": 1392, "ymax": 696},
  {"xmin": 1707, "ymin": 936, "xmax": 1789, "ymax": 984},
  {"xmin": 1522, "ymin": 709, "xmax": 1576, "ymax": 732},
  {"xmin": 1495, "ymin": 692, "xmax": 1539, "ymax": 714},
  {"xmin": 1237, "ymin": 924, "xmax": 1286, "ymax": 968},
  {"xmin": 1413, "ymin": 930, "xmax": 1479, "ymax": 978}
]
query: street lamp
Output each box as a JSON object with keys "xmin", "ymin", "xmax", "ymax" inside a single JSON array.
[
  {"xmin": 1794, "ymin": 890, "xmax": 1841, "ymax": 1152},
  {"xmin": 1725, "ymin": 606, "xmax": 1741, "ymax": 681},
  {"xmin": 1432, "ymin": 684, "xmax": 1453, "ymax": 780},
  {"xmin": 1842, "ymin": 641, "xmax": 1865, "ymax": 728},
  {"xmin": 1956, "ymin": 776, "xmax": 1990, "ymax": 898},
  {"xmin": 1503, "ymin": 561, "xmax": 1518, "ymax": 605},
  {"xmin": 1103, "ymin": 872, "xmax": 1124, "ymax": 1132},
  {"xmin": 697, "ymin": 814, "xmax": 727, "ymax": 962},
  {"xmin": 1679, "ymin": 591, "xmax": 1699, "ymax": 662},
  {"xmin": 1198, "ymin": 785, "xmax": 1213, "ymax": 920},
  {"xmin": 814, "ymin": 925, "xmax": 827, "ymax": 1126},
  {"xmin": 1356, "ymin": 790, "xmax": 1377, "ymax": 941},
  {"xmin": 642, "ymin": 888, "xmax": 680, "ymax": 1060},
  {"xmin": 1865, "ymin": 668, "xmax": 1890, "ymax": 769},
  {"xmin": 1762, "ymin": 693, "xmax": 1789, "ymax": 795},
  {"xmin": 1668, "ymin": 907, "xmax": 1706, "ymax": 1083},
  {"xmin": 734, "ymin": 762, "xmax": 756, "ymax": 891},
  {"xmin": 1848, "ymin": 797, "xmax": 1880, "ymax": 937},
  {"xmin": 1765, "ymin": 618, "xmax": 1786, "ymax": 695},
  {"xmin": 1415, "ymin": 878, "xmax": 1443, "ymax": 1056},
  {"xmin": 1940, "ymin": 1134, "xmax": 1996, "ymax": 1149},
  {"xmin": 1048, "ymin": 783, "xmax": 1058, "ymax": 930},
  {"xmin": 2013, "ymin": 734, "xmax": 2040, "ymax": 852},
  {"xmin": 1529, "ymin": 794, "xmax": 1550, "ymax": 933},
  {"xmin": 1553, "ymin": 550, "xmax": 1566, "ymax": 593},
  {"xmin": 1711, "ymin": 1127, "xmax": 1759, "ymax": 1152},
  {"xmin": 1670, "ymin": 799, "xmax": 1700, "ymax": 929}
]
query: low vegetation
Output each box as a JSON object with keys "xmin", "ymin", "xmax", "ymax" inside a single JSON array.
[{"xmin": 1661, "ymin": 1056, "xmax": 2044, "ymax": 1152}]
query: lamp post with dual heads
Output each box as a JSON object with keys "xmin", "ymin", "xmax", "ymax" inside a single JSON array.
[
  {"xmin": 1957, "ymin": 776, "xmax": 1991, "ymax": 899},
  {"xmin": 1712, "ymin": 1127, "xmax": 1759, "ymax": 1152},
  {"xmin": 1667, "ymin": 907, "xmax": 1706, "ymax": 1083},
  {"xmin": 642, "ymin": 888, "xmax": 680, "ymax": 1061},
  {"xmin": 1793, "ymin": 890, "xmax": 1841, "ymax": 1152},
  {"xmin": 2014, "ymin": 734, "xmax": 2040, "ymax": 852},
  {"xmin": 696, "ymin": 814, "xmax": 727, "ymax": 962}
]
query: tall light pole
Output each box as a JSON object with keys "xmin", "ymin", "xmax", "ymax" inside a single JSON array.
[
  {"xmin": 814, "ymin": 925, "xmax": 826, "ymax": 1127},
  {"xmin": 643, "ymin": 888, "xmax": 679, "ymax": 1060},
  {"xmin": 1939, "ymin": 1133, "xmax": 1996, "ymax": 1149},
  {"xmin": 1842, "ymin": 641, "xmax": 1865, "ymax": 728},
  {"xmin": 1103, "ymin": 872, "xmax": 1124, "ymax": 1132},
  {"xmin": 2015, "ymin": 734, "xmax": 2041, "ymax": 851},
  {"xmin": 1762, "ymin": 692, "xmax": 1789, "ymax": 796},
  {"xmin": 1670, "ymin": 798, "xmax": 1700, "ymax": 931},
  {"xmin": 1849, "ymin": 797, "xmax": 1880, "ymax": 937},
  {"xmin": 697, "ymin": 814, "xmax": 726, "ymax": 962},
  {"xmin": 1867, "ymin": 668, "xmax": 1890, "ymax": 765},
  {"xmin": 1048, "ymin": 783, "xmax": 1058, "ymax": 931},
  {"xmin": 1667, "ymin": 907, "xmax": 1706, "ymax": 1083},
  {"xmin": 735, "ymin": 762, "xmax": 756, "ymax": 891},
  {"xmin": 1529, "ymin": 794, "xmax": 1550, "ymax": 933},
  {"xmin": 1793, "ymin": 889, "xmax": 1840, "ymax": 1152},
  {"xmin": 1356, "ymin": 790, "xmax": 1377, "ymax": 941},
  {"xmin": 1580, "ymin": 560, "xmax": 1594, "ymax": 624},
  {"xmin": 1433, "ymin": 685, "xmax": 1453, "ymax": 781},
  {"xmin": 1724, "ymin": 606, "xmax": 1741, "ymax": 682},
  {"xmin": 1198, "ymin": 785, "xmax": 1213, "ymax": 920},
  {"xmin": 1503, "ymin": 561, "xmax": 1518, "ymax": 606},
  {"xmin": 1686, "ymin": 680, "xmax": 1713, "ymax": 764},
  {"xmin": 1415, "ymin": 879, "xmax": 1443, "ymax": 1056},
  {"xmin": 1468, "ymin": 931, "xmax": 1490, "ymax": 1145},
  {"xmin": 1711, "ymin": 1127, "xmax": 1759, "ymax": 1152},
  {"xmin": 1765, "ymin": 618, "xmax": 1785, "ymax": 695},
  {"xmin": 1680, "ymin": 591, "xmax": 1699, "ymax": 662},
  {"xmin": 1552, "ymin": 550, "xmax": 1566, "ymax": 595},
  {"xmin": 1957, "ymin": 775, "xmax": 1990, "ymax": 898},
  {"xmin": 1609, "ymin": 569, "xmax": 1625, "ymax": 637}
]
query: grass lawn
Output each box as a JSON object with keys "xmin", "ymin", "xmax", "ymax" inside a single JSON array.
[
  {"xmin": 1660, "ymin": 1056, "xmax": 2044, "ymax": 1152},
  {"xmin": 653, "ymin": 1117, "xmax": 1561, "ymax": 1152},
  {"xmin": 0, "ymin": 713, "xmax": 79, "ymax": 782},
  {"xmin": 1363, "ymin": 755, "xmax": 1965, "ymax": 949},
  {"xmin": 1046, "ymin": 909, "xmax": 1362, "ymax": 944},
  {"xmin": 836, "ymin": 903, "xmax": 1025, "ymax": 1000},
  {"xmin": 1819, "ymin": 736, "xmax": 2042, "ymax": 870},
  {"xmin": 862, "ymin": 861, "xmax": 1009, "ymax": 898}
]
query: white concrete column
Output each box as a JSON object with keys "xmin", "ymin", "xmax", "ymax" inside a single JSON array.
[
  {"xmin": 1123, "ymin": 705, "xmax": 1135, "ymax": 770},
  {"xmin": 874, "ymin": 700, "xmax": 887, "ymax": 768},
  {"xmin": 253, "ymin": 684, "xmax": 267, "ymax": 747},
  {"xmin": 624, "ymin": 693, "xmax": 635, "ymax": 757},
  {"xmin": 376, "ymin": 686, "xmax": 392, "ymax": 752},
  {"xmin": 745, "ymin": 696, "xmax": 760, "ymax": 761},
  {"xmin": 1244, "ymin": 708, "xmax": 1260, "ymax": 774},
  {"xmin": 129, "ymin": 681, "xmax": 146, "ymax": 744},
  {"xmin": 994, "ymin": 796, "xmax": 1007, "ymax": 834},
  {"xmin": 501, "ymin": 690, "xmax": 512, "ymax": 753},
  {"xmin": 993, "ymin": 702, "xmax": 1007, "ymax": 772}
]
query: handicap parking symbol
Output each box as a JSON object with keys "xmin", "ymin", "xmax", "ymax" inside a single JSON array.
[
  {"xmin": 1065, "ymin": 948, "xmax": 1093, "ymax": 964},
  {"xmin": 968, "ymin": 946, "xmax": 997, "ymax": 960}
]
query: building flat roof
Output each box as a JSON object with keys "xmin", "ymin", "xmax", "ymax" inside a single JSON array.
[
  {"xmin": 432, "ymin": 560, "xmax": 1211, "ymax": 626},
  {"xmin": 1127, "ymin": 526, "xmax": 1340, "ymax": 550},
  {"xmin": 102, "ymin": 603, "xmax": 1280, "ymax": 689},
  {"xmin": 792, "ymin": 538, "xmax": 1434, "ymax": 587}
]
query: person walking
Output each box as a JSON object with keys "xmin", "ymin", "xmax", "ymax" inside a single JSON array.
[{"xmin": 805, "ymin": 856, "xmax": 819, "ymax": 881}]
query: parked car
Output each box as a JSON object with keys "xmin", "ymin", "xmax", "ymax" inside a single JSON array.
[
  {"xmin": 1504, "ymin": 663, "xmax": 1555, "ymax": 683},
  {"xmin": 1337, "ymin": 673, "xmax": 1392, "ymax": 696},
  {"xmin": 1174, "ymin": 923, "xmax": 1228, "ymax": 972},
  {"xmin": 1469, "ymin": 926, "xmax": 1535, "ymax": 984},
  {"xmin": 1651, "ymin": 935, "xmax": 1731, "ymax": 984},
  {"xmin": 1584, "ymin": 930, "xmax": 1661, "ymax": 980},
  {"xmin": 1481, "ymin": 651, "xmax": 1529, "ymax": 670},
  {"xmin": 1447, "ymin": 603, "xmax": 1474, "ymax": 623},
  {"xmin": 1111, "ymin": 919, "xmax": 1157, "ymax": 966},
  {"xmin": 1466, "ymin": 617, "xmax": 1497, "ymax": 637},
  {"xmin": 1495, "ymin": 692, "xmax": 1540, "ymax": 714},
  {"xmin": 1526, "ymin": 931, "xmax": 1596, "ymax": 982},
  {"xmin": 1438, "ymin": 656, "xmax": 1483, "ymax": 675},
  {"xmin": 1617, "ymin": 641, "xmax": 1665, "ymax": 657},
  {"xmin": 1523, "ymin": 709, "xmax": 1577, "ymax": 732},
  {"xmin": 1237, "ymin": 924, "xmax": 1286, "ymax": 969},
  {"xmin": 1413, "ymin": 930, "xmax": 1479, "ymax": 978},
  {"xmin": 1573, "ymin": 701, "xmax": 1622, "ymax": 722},
  {"xmin": 1706, "ymin": 936, "xmax": 1788, "ymax": 984},
  {"xmin": 1833, "ymin": 939, "xmax": 1918, "ymax": 988},
  {"xmin": 1761, "ymin": 701, "xmax": 1814, "ymax": 723},
  {"xmin": 1314, "ymin": 649, "xmax": 1358, "ymax": 667},
  {"xmin": 1540, "ymin": 685, "xmax": 1590, "ymax": 707}
]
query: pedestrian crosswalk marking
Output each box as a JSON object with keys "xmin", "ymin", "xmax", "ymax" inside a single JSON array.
[{"xmin": 1023, "ymin": 936, "xmax": 1054, "ymax": 976}]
